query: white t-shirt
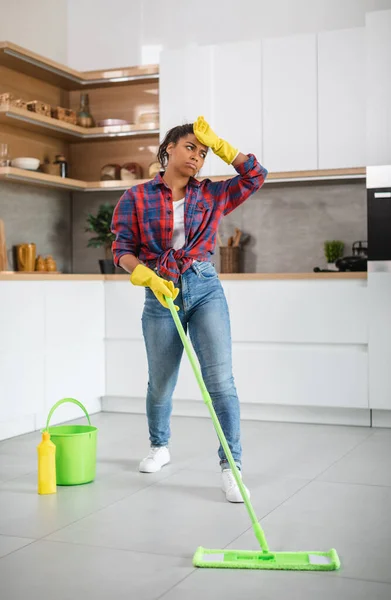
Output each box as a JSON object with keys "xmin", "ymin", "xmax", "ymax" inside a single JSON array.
[{"xmin": 171, "ymin": 198, "xmax": 186, "ymax": 250}]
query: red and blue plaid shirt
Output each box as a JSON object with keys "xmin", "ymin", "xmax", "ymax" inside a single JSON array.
[{"xmin": 111, "ymin": 154, "xmax": 268, "ymax": 282}]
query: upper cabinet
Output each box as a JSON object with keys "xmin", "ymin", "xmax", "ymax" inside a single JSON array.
[
  {"xmin": 366, "ymin": 10, "xmax": 391, "ymax": 166},
  {"xmin": 211, "ymin": 41, "xmax": 262, "ymax": 176},
  {"xmin": 160, "ymin": 45, "xmax": 214, "ymax": 175},
  {"xmin": 160, "ymin": 26, "xmax": 372, "ymax": 177},
  {"xmin": 262, "ymin": 34, "xmax": 318, "ymax": 172},
  {"xmin": 318, "ymin": 28, "xmax": 365, "ymax": 169},
  {"xmin": 160, "ymin": 41, "xmax": 262, "ymax": 177}
]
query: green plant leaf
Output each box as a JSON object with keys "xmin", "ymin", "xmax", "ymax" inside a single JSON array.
[
  {"xmin": 85, "ymin": 203, "xmax": 116, "ymax": 251},
  {"xmin": 324, "ymin": 240, "xmax": 345, "ymax": 262}
]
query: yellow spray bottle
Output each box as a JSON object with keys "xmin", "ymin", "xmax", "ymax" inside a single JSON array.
[{"xmin": 37, "ymin": 431, "xmax": 57, "ymax": 495}]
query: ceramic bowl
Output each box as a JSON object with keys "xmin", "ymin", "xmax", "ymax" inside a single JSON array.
[{"xmin": 11, "ymin": 157, "xmax": 40, "ymax": 171}]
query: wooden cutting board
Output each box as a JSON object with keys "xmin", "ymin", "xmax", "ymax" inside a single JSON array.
[{"xmin": 0, "ymin": 219, "xmax": 8, "ymax": 271}]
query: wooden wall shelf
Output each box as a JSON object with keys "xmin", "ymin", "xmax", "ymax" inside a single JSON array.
[
  {"xmin": 0, "ymin": 42, "xmax": 159, "ymax": 90},
  {"xmin": 0, "ymin": 166, "xmax": 366, "ymax": 194},
  {"xmin": 0, "ymin": 166, "xmax": 86, "ymax": 191},
  {"xmin": 0, "ymin": 167, "xmax": 149, "ymax": 191},
  {"xmin": 0, "ymin": 108, "xmax": 159, "ymax": 142}
]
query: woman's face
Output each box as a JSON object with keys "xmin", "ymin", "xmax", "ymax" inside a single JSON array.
[{"xmin": 166, "ymin": 134, "xmax": 208, "ymax": 177}]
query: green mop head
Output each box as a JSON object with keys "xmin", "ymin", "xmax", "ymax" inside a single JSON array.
[{"xmin": 193, "ymin": 547, "xmax": 340, "ymax": 571}]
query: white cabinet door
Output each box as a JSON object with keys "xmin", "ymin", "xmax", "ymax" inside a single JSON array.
[
  {"xmin": 159, "ymin": 45, "xmax": 214, "ymax": 175},
  {"xmin": 366, "ymin": 10, "xmax": 391, "ymax": 166},
  {"xmin": 262, "ymin": 34, "xmax": 317, "ymax": 172},
  {"xmin": 0, "ymin": 283, "xmax": 45, "ymax": 422},
  {"xmin": 318, "ymin": 28, "xmax": 365, "ymax": 169},
  {"xmin": 211, "ymin": 41, "xmax": 263, "ymax": 176},
  {"xmin": 368, "ymin": 271, "xmax": 391, "ymax": 410},
  {"xmin": 40, "ymin": 282, "xmax": 105, "ymax": 427}
]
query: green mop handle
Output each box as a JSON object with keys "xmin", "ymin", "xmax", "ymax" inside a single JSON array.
[{"xmin": 166, "ymin": 297, "xmax": 270, "ymax": 554}]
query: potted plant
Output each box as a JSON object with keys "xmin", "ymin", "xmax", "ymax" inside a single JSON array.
[
  {"xmin": 324, "ymin": 240, "xmax": 344, "ymax": 270},
  {"xmin": 85, "ymin": 203, "xmax": 116, "ymax": 274}
]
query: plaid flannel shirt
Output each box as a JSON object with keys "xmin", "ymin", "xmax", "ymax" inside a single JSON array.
[{"xmin": 111, "ymin": 153, "xmax": 268, "ymax": 283}]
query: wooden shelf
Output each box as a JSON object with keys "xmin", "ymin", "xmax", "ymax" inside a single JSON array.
[
  {"xmin": 0, "ymin": 167, "xmax": 151, "ymax": 191},
  {"xmin": 0, "ymin": 166, "xmax": 367, "ymax": 194},
  {"xmin": 84, "ymin": 179, "xmax": 150, "ymax": 192},
  {"xmin": 0, "ymin": 107, "xmax": 159, "ymax": 142},
  {"xmin": 0, "ymin": 166, "xmax": 86, "ymax": 191},
  {"xmin": 0, "ymin": 41, "xmax": 159, "ymax": 90}
]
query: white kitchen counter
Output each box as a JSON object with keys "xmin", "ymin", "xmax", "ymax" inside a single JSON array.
[
  {"xmin": 1, "ymin": 271, "xmax": 389, "ymax": 441},
  {"xmin": 103, "ymin": 275, "xmax": 371, "ymax": 429}
]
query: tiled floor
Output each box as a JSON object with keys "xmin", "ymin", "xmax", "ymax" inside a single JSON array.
[{"xmin": 1, "ymin": 413, "xmax": 391, "ymax": 599}]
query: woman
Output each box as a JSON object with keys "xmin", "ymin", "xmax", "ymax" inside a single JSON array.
[{"xmin": 111, "ymin": 116, "xmax": 268, "ymax": 502}]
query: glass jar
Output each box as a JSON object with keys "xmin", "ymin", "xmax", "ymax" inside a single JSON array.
[{"xmin": 0, "ymin": 143, "xmax": 10, "ymax": 167}]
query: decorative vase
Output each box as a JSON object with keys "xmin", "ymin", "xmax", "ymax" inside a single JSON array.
[{"xmin": 77, "ymin": 93, "xmax": 95, "ymax": 128}]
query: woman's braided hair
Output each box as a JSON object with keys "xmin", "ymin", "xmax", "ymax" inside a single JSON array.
[{"xmin": 157, "ymin": 123, "xmax": 194, "ymax": 169}]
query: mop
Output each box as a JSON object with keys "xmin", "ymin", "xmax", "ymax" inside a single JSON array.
[{"xmin": 165, "ymin": 296, "xmax": 340, "ymax": 571}]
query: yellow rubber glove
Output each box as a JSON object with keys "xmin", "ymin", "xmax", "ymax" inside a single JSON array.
[
  {"xmin": 130, "ymin": 264, "xmax": 180, "ymax": 311},
  {"xmin": 193, "ymin": 116, "xmax": 238, "ymax": 165}
]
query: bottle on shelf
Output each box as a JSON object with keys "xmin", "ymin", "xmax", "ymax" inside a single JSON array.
[
  {"xmin": 54, "ymin": 154, "xmax": 68, "ymax": 178},
  {"xmin": 37, "ymin": 431, "xmax": 57, "ymax": 495},
  {"xmin": 77, "ymin": 93, "xmax": 95, "ymax": 128}
]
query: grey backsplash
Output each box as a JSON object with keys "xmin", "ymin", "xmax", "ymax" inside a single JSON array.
[
  {"xmin": 1, "ymin": 180, "xmax": 366, "ymax": 274},
  {"xmin": 0, "ymin": 181, "xmax": 72, "ymax": 273}
]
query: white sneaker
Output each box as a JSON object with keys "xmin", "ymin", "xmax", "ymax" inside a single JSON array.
[
  {"xmin": 221, "ymin": 469, "xmax": 251, "ymax": 503},
  {"xmin": 139, "ymin": 446, "xmax": 170, "ymax": 473}
]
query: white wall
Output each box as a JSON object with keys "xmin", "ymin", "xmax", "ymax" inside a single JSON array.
[
  {"xmin": 66, "ymin": 0, "xmax": 142, "ymax": 71},
  {"xmin": 66, "ymin": 0, "xmax": 391, "ymax": 69},
  {"xmin": 0, "ymin": 0, "xmax": 68, "ymax": 64}
]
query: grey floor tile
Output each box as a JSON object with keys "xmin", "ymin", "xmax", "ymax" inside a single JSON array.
[
  {"xmin": 186, "ymin": 421, "xmax": 373, "ymax": 482},
  {"xmin": 160, "ymin": 569, "xmax": 391, "ymax": 600},
  {"xmin": 0, "ymin": 540, "xmax": 193, "ymax": 600},
  {"xmin": 0, "ymin": 468, "xmax": 168, "ymax": 539},
  {"xmin": 0, "ymin": 534, "xmax": 35, "ymax": 558},
  {"xmin": 0, "ymin": 452, "xmax": 37, "ymax": 484},
  {"xmin": 96, "ymin": 418, "xmax": 217, "ymax": 476},
  {"xmin": 46, "ymin": 468, "xmax": 309, "ymax": 558},
  {"xmin": 318, "ymin": 429, "xmax": 391, "ymax": 486},
  {"xmin": 225, "ymin": 480, "xmax": 391, "ymax": 584},
  {"xmin": 0, "ymin": 430, "xmax": 38, "ymax": 456}
]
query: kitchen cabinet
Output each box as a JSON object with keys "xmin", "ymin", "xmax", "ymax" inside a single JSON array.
[
  {"xmin": 160, "ymin": 45, "xmax": 214, "ymax": 175},
  {"xmin": 366, "ymin": 10, "xmax": 391, "ymax": 166},
  {"xmin": 211, "ymin": 40, "xmax": 263, "ymax": 176},
  {"xmin": 160, "ymin": 41, "xmax": 263, "ymax": 177},
  {"xmin": 368, "ymin": 270, "xmax": 391, "ymax": 410},
  {"xmin": 104, "ymin": 282, "xmax": 201, "ymax": 400},
  {"xmin": 0, "ymin": 283, "xmax": 45, "ymax": 427},
  {"xmin": 225, "ymin": 279, "xmax": 368, "ymax": 410},
  {"xmin": 318, "ymin": 28, "xmax": 365, "ymax": 169},
  {"xmin": 35, "ymin": 281, "xmax": 105, "ymax": 429},
  {"xmin": 104, "ymin": 276, "xmax": 369, "ymax": 420},
  {"xmin": 262, "ymin": 34, "xmax": 317, "ymax": 172},
  {"xmin": 0, "ymin": 281, "xmax": 105, "ymax": 440}
]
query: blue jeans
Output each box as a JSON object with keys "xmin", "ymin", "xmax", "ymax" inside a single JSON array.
[{"xmin": 141, "ymin": 260, "xmax": 242, "ymax": 469}]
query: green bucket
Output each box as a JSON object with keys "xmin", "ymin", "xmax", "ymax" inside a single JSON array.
[{"xmin": 44, "ymin": 398, "xmax": 98, "ymax": 486}]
